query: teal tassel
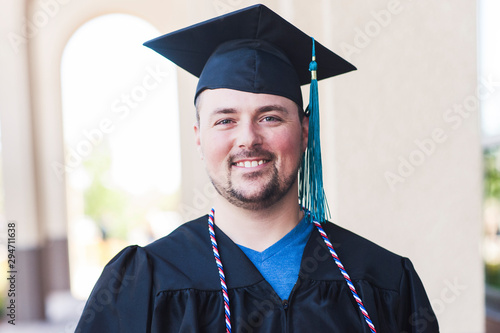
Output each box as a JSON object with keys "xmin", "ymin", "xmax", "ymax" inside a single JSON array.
[{"xmin": 299, "ymin": 38, "xmax": 331, "ymax": 223}]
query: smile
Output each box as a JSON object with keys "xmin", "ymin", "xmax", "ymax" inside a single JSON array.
[{"xmin": 233, "ymin": 160, "xmax": 268, "ymax": 168}]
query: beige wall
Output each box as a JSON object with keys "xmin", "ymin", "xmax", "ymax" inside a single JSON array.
[
  {"xmin": 328, "ymin": 1, "xmax": 482, "ymax": 332},
  {"xmin": 0, "ymin": 0, "xmax": 482, "ymax": 331}
]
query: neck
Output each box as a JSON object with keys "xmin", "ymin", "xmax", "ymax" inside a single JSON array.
[{"xmin": 212, "ymin": 183, "xmax": 303, "ymax": 252}]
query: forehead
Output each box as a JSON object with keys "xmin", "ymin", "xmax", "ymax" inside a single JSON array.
[{"xmin": 197, "ymin": 89, "xmax": 298, "ymax": 116}]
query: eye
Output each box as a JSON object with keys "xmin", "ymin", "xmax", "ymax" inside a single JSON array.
[
  {"xmin": 262, "ymin": 115, "xmax": 280, "ymax": 122},
  {"xmin": 215, "ymin": 119, "xmax": 234, "ymax": 126}
]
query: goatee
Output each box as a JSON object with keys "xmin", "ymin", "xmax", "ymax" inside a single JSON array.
[{"xmin": 209, "ymin": 149, "xmax": 300, "ymax": 210}]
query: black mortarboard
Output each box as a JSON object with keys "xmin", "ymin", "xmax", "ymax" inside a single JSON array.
[
  {"xmin": 143, "ymin": 4, "xmax": 355, "ymax": 108},
  {"xmin": 143, "ymin": 4, "xmax": 356, "ymax": 223}
]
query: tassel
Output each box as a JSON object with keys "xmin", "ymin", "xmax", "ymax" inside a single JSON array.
[{"xmin": 299, "ymin": 37, "xmax": 331, "ymax": 223}]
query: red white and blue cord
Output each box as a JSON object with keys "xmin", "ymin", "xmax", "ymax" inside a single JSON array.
[
  {"xmin": 313, "ymin": 220, "xmax": 377, "ymax": 333},
  {"xmin": 208, "ymin": 208, "xmax": 232, "ymax": 333},
  {"xmin": 208, "ymin": 208, "xmax": 376, "ymax": 333}
]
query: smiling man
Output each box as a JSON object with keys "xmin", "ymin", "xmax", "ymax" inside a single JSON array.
[
  {"xmin": 196, "ymin": 90, "xmax": 305, "ymax": 211},
  {"xmin": 76, "ymin": 4, "xmax": 438, "ymax": 333},
  {"xmin": 194, "ymin": 89, "xmax": 308, "ymax": 252}
]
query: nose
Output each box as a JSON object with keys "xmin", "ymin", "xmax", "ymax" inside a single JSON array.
[{"xmin": 236, "ymin": 121, "xmax": 263, "ymax": 149}]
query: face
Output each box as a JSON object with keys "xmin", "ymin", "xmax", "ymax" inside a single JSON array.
[{"xmin": 194, "ymin": 89, "xmax": 308, "ymax": 211}]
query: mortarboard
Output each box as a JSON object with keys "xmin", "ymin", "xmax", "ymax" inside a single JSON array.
[{"xmin": 143, "ymin": 4, "xmax": 356, "ymax": 223}]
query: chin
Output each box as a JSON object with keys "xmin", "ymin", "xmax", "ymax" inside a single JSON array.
[
  {"xmin": 211, "ymin": 164, "xmax": 298, "ymax": 210},
  {"xmin": 227, "ymin": 197, "xmax": 276, "ymax": 211},
  {"xmin": 231, "ymin": 187, "xmax": 269, "ymax": 201},
  {"xmin": 226, "ymin": 184, "xmax": 285, "ymax": 210}
]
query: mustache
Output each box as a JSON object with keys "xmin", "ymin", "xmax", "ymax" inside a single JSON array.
[{"xmin": 228, "ymin": 149, "xmax": 275, "ymax": 165}]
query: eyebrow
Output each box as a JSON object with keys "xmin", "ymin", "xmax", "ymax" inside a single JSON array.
[
  {"xmin": 208, "ymin": 104, "xmax": 290, "ymax": 119},
  {"xmin": 209, "ymin": 108, "xmax": 238, "ymax": 117},
  {"xmin": 257, "ymin": 104, "xmax": 289, "ymax": 114}
]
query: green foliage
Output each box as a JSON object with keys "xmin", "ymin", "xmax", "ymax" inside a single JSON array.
[
  {"xmin": 484, "ymin": 146, "xmax": 500, "ymax": 289},
  {"xmin": 83, "ymin": 149, "xmax": 129, "ymax": 239},
  {"xmin": 485, "ymin": 147, "xmax": 500, "ymax": 199},
  {"xmin": 486, "ymin": 262, "xmax": 500, "ymax": 290},
  {"xmin": 81, "ymin": 147, "xmax": 181, "ymax": 241}
]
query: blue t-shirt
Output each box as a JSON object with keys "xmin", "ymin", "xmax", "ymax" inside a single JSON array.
[{"xmin": 237, "ymin": 217, "xmax": 313, "ymax": 300}]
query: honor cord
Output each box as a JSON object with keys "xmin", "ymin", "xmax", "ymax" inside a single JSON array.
[{"xmin": 208, "ymin": 208, "xmax": 377, "ymax": 332}]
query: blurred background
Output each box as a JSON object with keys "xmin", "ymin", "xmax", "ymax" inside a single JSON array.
[{"xmin": 0, "ymin": 0, "xmax": 497, "ymax": 332}]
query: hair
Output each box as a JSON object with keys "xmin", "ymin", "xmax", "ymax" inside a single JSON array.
[{"xmin": 194, "ymin": 93, "xmax": 202, "ymax": 124}]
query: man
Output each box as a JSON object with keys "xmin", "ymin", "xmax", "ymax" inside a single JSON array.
[{"xmin": 76, "ymin": 4, "xmax": 438, "ymax": 332}]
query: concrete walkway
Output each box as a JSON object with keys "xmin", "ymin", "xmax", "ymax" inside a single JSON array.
[
  {"xmin": 0, "ymin": 291, "xmax": 84, "ymax": 333},
  {"xmin": 0, "ymin": 321, "xmax": 77, "ymax": 333}
]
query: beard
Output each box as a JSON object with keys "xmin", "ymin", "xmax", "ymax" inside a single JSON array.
[{"xmin": 208, "ymin": 148, "xmax": 301, "ymax": 210}]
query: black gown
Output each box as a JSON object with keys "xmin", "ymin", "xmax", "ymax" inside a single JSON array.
[{"xmin": 75, "ymin": 216, "xmax": 439, "ymax": 332}]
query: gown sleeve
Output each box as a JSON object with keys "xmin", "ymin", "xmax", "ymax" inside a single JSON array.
[
  {"xmin": 75, "ymin": 246, "xmax": 154, "ymax": 333},
  {"xmin": 397, "ymin": 258, "xmax": 440, "ymax": 332}
]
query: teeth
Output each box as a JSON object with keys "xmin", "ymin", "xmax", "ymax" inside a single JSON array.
[{"xmin": 236, "ymin": 160, "xmax": 266, "ymax": 168}]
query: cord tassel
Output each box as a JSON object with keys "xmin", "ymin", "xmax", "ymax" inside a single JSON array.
[{"xmin": 299, "ymin": 37, "xmax": 331, "ymax": 223}]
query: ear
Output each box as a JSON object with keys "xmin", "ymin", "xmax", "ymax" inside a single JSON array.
[
  {"xmin": 301, "ymin": 114, "xmax": 309, "ymax": 153},
  {"xmin": 193, "ymin": 122, "xmax": 204, "ymax": 160}
]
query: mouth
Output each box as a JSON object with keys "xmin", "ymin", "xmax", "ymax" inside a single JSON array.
[{"xmin": 232, "ymin": 159, "xmax": 269, "ymax": 168}]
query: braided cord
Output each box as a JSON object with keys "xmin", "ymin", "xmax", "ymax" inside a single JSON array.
[
  {"xmin": 208, "ymin": 208, "xmax": 376, "ymax": 332},
  {"xmin": 313, "ymin": 220, "xmax": 377, "ymax": 333},
  {"xmin": 208, "ymin": 208, "xmax": 231, "ymax": 333}
]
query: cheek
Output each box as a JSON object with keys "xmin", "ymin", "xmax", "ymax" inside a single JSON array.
[
  {"xmin": 272, "ymin": 132, "xmax": 304, "ymax": 164},
  {"xmin": 201, "ymin": 132, "xmax": 233, "ymax": 169}
]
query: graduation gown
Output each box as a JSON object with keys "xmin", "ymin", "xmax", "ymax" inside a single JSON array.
[{"xmin": 75, "ymin": 216, "xmax": 439, "ymax": 332}]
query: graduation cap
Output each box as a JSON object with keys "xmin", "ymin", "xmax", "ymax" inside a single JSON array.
[{"xmin": 144, "ymin": 4, "xmax": 356, "ymax": 223}]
